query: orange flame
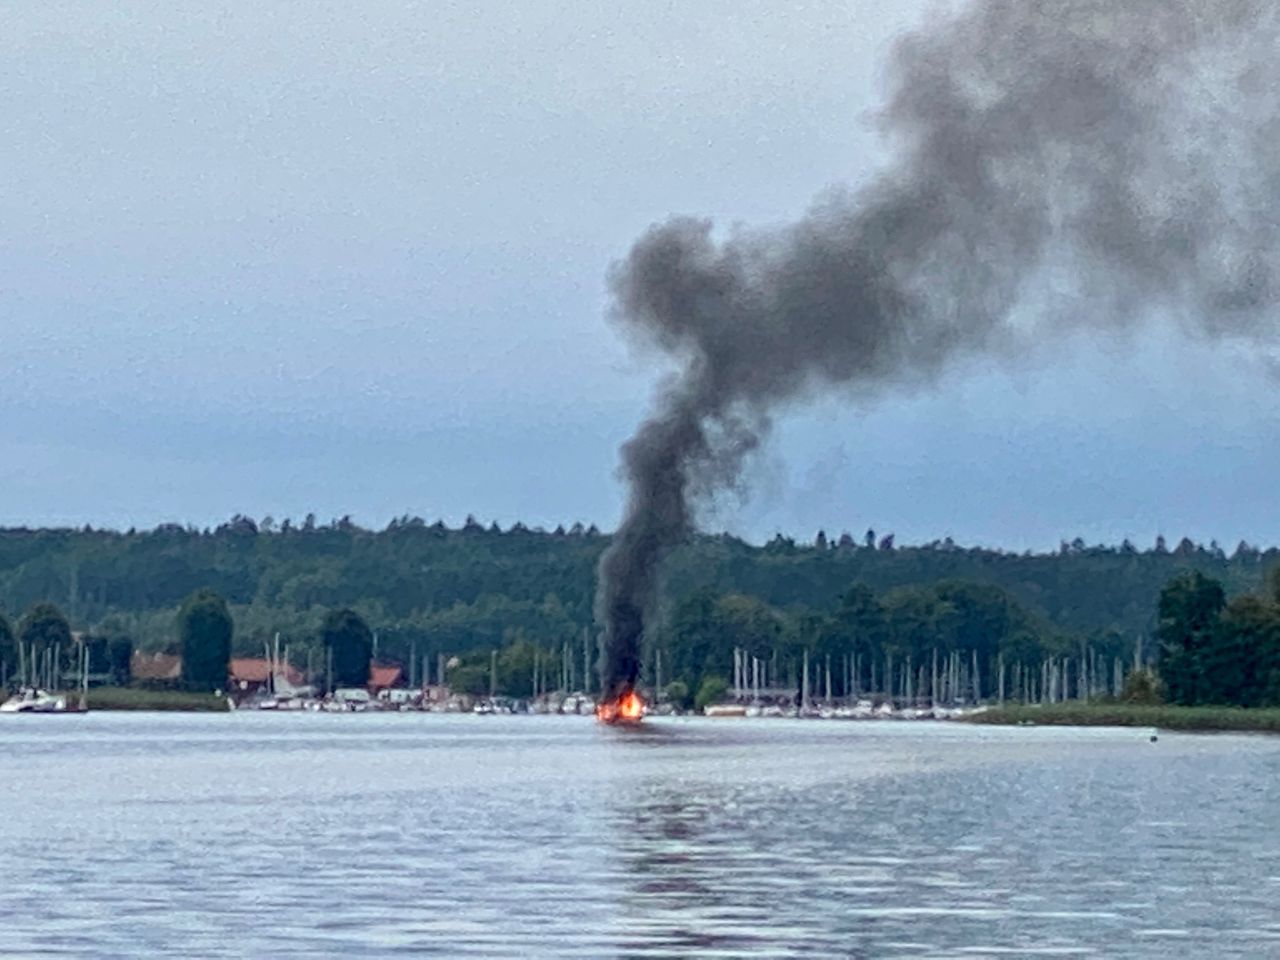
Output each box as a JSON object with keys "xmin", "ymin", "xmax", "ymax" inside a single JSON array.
[{"xmin": 596, "ymin": 689, "xmax": 645, "ymax": 724}]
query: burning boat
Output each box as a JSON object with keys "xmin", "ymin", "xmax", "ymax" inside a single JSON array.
[{"xmin": 596, "ymin": 687, "xmax": 645, "ymax": 724}]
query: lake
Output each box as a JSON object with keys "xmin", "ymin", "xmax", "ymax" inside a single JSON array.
[{"xmin": 1, "ymin": 713, "xmax": 1277, "ymax": 957}]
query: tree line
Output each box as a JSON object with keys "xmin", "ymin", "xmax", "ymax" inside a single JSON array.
[
  {"xmin": 4, "ymin": 562, "xmax": 1277, "ymax": 712},
  {"xmin": 0, "ymin": 517, "xmax": 1271, "ymax": 668}
]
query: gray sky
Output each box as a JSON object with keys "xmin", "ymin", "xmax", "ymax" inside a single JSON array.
[{"xmin": 3, "ymin": 0, "xmax": 1278, "ymax": 551}]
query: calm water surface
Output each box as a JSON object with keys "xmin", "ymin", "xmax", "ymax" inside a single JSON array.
[{"xmin": 1, "ymin": 713, "xmax": 1278, "ymax": 958}]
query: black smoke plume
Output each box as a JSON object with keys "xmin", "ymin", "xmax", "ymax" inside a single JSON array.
[{"xmin": 596, "ymin": 0, "xmax": 1280, "ymax": 703}]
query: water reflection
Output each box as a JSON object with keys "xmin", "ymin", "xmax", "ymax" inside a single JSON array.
[
  {"xmin": 599, "ymin": 719, "xmax": 1280, "ymax": 958},
  {"xmin": 0, "ymin": 715, "xmax": 1278, "ymax": 958}
]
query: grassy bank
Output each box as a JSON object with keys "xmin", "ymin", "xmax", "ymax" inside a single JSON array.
[
  {"xmin": 79, "ymin": 686, "xmax": 231, "ymax": 712},
  {"xmin": 966, "ymin": 702, "xmax": 1280, "ymax": 733}
]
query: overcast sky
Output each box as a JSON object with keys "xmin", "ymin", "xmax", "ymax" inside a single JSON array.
[{"xmin": 2, "ymin": 0, "xmax": 1278, "ymax": 551}]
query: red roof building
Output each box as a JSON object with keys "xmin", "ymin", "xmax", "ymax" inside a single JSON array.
[
  {"xmin": 229, "ymin": 658, "xmax": 306, "ymax": 689},
  {"xmin": 131, "ymin": 652, "xmax": 182, "ymax": 681},
  {"xmin": 369, "ymin": 664, "xmax": 403, "ymax": 693}
]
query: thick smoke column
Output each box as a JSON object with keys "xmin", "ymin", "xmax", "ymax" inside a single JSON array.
[{"xmin": 596, "ymin": 0, "xmax": 1280, "ymax": 703}]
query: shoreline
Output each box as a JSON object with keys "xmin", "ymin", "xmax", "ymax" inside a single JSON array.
[
  {"xmin": 15, "ymin": 693, "xmax": 1280, "ymax": 732},
  {"xmin": 84, "ymin": 687, "xmax": 231, "ymax": 712},
  {"xmin": 963, "ymin": 702, "xmax": 1280, "ymax": 733}
]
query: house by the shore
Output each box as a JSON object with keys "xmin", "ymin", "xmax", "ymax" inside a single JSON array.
[
  {"xmin": 130, "ymin": 652, "xmax": 182, "ymax": 683},
  {"xmin": 369, "ymin": 663, "xmax": 402, "ymax": 694},
  {"xmin": 129, "ymin": 651, "xmax": 409, "ymax": 698},
  {"xmin": 229, "ymin": 657, "xmax": 307, "ymax": 696}
]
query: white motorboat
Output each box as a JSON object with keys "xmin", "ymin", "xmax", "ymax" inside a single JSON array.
[
  {"xmin": 704, "ymin": 703, "xmax": 748, "ymax": 717},
  {"xmin": 0, "ymin": 688, "xmax": 70, "ymax": 713}
]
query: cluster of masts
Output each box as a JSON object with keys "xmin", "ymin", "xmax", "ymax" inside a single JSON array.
[
  {"xmin": 1, "ymin": 640, "xmax": 89, "ymax": 713},
  {"xmin": 724, "ymin": 643, "xmax": 1148, "ymax": 710},
  {"xmin": 3, "ymin": 640, "xmax": 90, "ymax": 698}
]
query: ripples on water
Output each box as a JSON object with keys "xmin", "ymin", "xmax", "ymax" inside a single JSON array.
[{"xmin": 1, "ymin": 714, "xmax": 1278, "ymax": 958}]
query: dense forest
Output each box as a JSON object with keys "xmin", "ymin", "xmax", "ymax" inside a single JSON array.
[{"xmin": 0, "ymin": 517, "xmax": 1271, "ymax": 692}]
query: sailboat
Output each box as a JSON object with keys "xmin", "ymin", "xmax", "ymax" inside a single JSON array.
[{"xmin": 0, "ymin": 640, "xmax": 89, "ymax": 714}]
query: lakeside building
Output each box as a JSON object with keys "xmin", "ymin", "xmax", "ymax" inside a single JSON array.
[
  {"xmin": 125, "ymin": 651, "xmax": 410, "ymax": 698},
  {"xmin": 130, "ymin": 652, "xmax": 182, "ymax": 683},
  {"xmin": 229, "ymin": 657, "xmax": 307, "ymax": 697},
  {"xmin": 369, "ymin": 663, "xmax": 403, "ymax": 694}
]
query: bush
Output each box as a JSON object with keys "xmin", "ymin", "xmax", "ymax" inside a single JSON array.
[
  {"xmin": 663, "ymin": 680, "xmax": 691, "ymax": 710},
  {"xmin": 1122, "ymin": 668, "xmax": 1163, "ymax": 705},
  {"xmin": 695, "ymin": 675, "xmax": 729, "ymax": 711}
]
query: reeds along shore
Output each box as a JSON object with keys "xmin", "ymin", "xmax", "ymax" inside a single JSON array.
[
  {"xmin": 82, "ymin": 687, "xmax": 230, "ymax": 711},
  {"xmin": 965, "ymin": 702, "xmax": 1280, "ymax": 733}
]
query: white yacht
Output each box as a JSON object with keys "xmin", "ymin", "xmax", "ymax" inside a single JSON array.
[{"xmin": 0, "ymin": 688, "xmax": 70, "ymax": 713}]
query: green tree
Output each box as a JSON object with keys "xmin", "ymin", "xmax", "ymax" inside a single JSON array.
[
  {"xmin": 19, "ymin": 602, "xmax": 72, "ymax": 675},
  {"xmin": 108, "ymin": 635, "xmax": 134, "ymax": 686},
  {"xmin": 0, "ymin": 612, "xmax": 14, "ymax": 683},
  {"xmin": 321, "ymin": 608, "xmax": 373, "ymax": 689},
  {"xmin": 665, "ymin": 589, "xmax": 725, "ymax": 695},
  {"xmin": 663, "ymin": 679, "xmax": 691, "ymax": 709},
  {"xmin": 1211, "ymin": 595, "xmax": 1280, "ymax": 707},
  {"xmin": 882, "ymin": 587, "xmax": 941, "ymax": 659},
  {"xmin": 1207, "ymin": 596, "xmax": 1260, "ymax": 705},
  {"xmin": 83, "ymin": 636, "xmax": 110, "ymax": 674},
  {"xmin": 1157, "ymin": 571, "xmax": 1225, "ymax": 705},
  {"xmin": 177, "ymin": 589, "xmax": 233, "ymax": 691},
  {"xmin": 716, "ymin": 594, "xmax": 785, "ymax": 662},
  {"xmin": 664, "ymin": 591, "xmax": 789, "ymax": 696},
  {"xmin": 495, "ymin": 635, "xmax": 539, "ymax": 698},
  {"xmin": 828, "ymin": 583, "xmax": 889, "ymax": 662},
  {"xmin": 695, "ymin": 675, "xmax": 729, "ymax": 711},
  {"xmin": 448, "ymin": 661, "xmax": 490, "ymax": 697}
]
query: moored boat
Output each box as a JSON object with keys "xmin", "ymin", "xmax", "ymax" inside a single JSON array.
[
  {"xmin": 0, "ymin": 688, "xmax": 72, "ymax": 713},
  {"xmin": 703, "ymin": 703, "xmax": 748, "ymax": 717}
]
